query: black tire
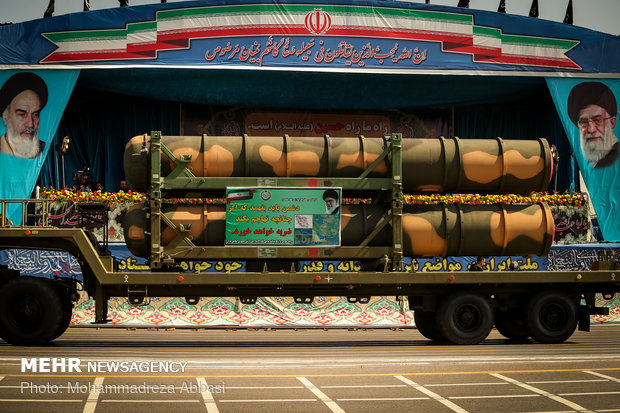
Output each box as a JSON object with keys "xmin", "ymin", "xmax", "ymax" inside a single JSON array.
[
  {"xmin": 48, "ymin": 289, "xmax": 74, "ymax": 341},
  {"xmin": 414, "ymin": 310, "xmax": 445, "ymax": 341},
  {"xmin": 495, "ymin": 309, "xmax": 530, "ymax": 341},
  {"xmin": 0, "ymin": 277, "xmax": 64, "ymax": 345},
  {"xmin": 527, "ymin": 290, "xmax": 578, "ymax": 344},
  {"xmin": 437, "ymin": 291, "xmax": 494, "ymax": 345}
]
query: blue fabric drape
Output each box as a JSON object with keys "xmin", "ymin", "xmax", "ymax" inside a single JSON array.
[
  {"xmin": 37, "ymin": 72, "xmax": 572, "ymax": 194},
  {"xmin": 453, "ymin": 89, "xmax": 573, "ymax": 193},
  {"xmin": 39, "ymin": 86, "xmax": 179, "ymax": 192}
]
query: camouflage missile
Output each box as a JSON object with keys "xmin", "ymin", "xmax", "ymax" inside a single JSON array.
[
  {"xmin": 123, "ymin": 203, "xmax": 553, "ymax": 259},
  {"xmin": 123, "ymin": 204, "xmax": 227, "ymax": 258},
  {"xmin": 122, "ymin": 203, "xmax": 389, "ymax": 258},
  {"xmin": 402, "ymin": 203, "xmax": 554, "ymax": 257},
  {"xmin": 124, "ymin": 135, "xmax": 551, "ymax": 194}
]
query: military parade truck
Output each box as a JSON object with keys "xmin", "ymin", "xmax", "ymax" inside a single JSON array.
[{"xmin": 0, "ymin": 131, "xmax": 619, "ymax": 346}]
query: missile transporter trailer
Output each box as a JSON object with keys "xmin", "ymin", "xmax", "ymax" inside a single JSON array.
[{"xmin": 0, "ymin": 132, "xmax": 618, "ymax": 346}]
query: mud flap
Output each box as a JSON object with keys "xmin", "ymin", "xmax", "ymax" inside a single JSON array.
[{"xmin": 578, "ymin": 304, "xmax": 590, "ymax": 332}]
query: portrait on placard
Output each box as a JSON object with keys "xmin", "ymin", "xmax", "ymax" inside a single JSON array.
[
  {"xmin": 0, "ymin": 72, "xmax": 48, "ymax": 159},
  {"xmin": 567, "ymin": 82, "xmax": 618, "ymax": 169},
  {"xmin": 547, "ymin": 78, "xmax": 620, "ymax": 241}
]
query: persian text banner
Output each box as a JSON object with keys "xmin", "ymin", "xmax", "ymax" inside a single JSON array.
[
  {"xmin": 225, "ymin": 187, "xmax": 341, "ymax": 246},
  {"xmin": 2, "ymin": 0, "xmax": 618, "ymax": 74}
]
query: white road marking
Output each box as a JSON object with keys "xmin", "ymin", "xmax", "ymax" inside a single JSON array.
[
  {"xmin": 395, "ymin": 375, "xmax": 468, "ymax": 413},
  {"xmin": 219, "ymin": 399, "xmax": 317, "ymax": 403},
  {"xmin": 197, "ymin": 377, "xmax": 219, "ymax": 413},
  {"xmin": 3, "ymin": 355, "xmax": 620, "ymax": 367},
  {"xmin": 0, "ymin": 399, "xmax": 82, "ymax": 403},
  {"xmin": 584, "ymin": 370, "xmax": 620, "ymax": 383},
  {"xmin": 322, "ymin": 384, "xmax": 407, "ymax": 388},
  {"xmin": 526, "ymin": 379, "xmax": 607, "ymax": 384},
  {"xmin": 100, "ymin": 400, "xmax": 200, "ymax": 403},
  {"xmin": 425, "ymin": 382, "xmax": 508, "ymax": 387},
  {"xmin": 449, "ymin": 394, "xmax": 540, "ymax": 399},
  {"xmin": 225, "ymin": 386, "xmax": 304, "ymax": 389},
  {"xmin": 559, "ymin": 391, "xmax": 620, "ymax": 396},
  {"xmin": 0, "ymin": 384, "xmax": 107, "ymax": 389},
  {"xmin": 82, "ymin": 377, "xmax": 103, "ymax": 413},
  {"xmin": 519, "ymin": 411, "xmax": 574, "ymax": 413},
  {"xmin": 337, "ymin": 397, "xmax": 429, "ymax": 401},
  {"xmin": 297, "ymin": 376, "xmax": 345, "ymax": 413},
  {"xmin": 491, "ymin": 373, "xmax": 593, "ymax": 413}
]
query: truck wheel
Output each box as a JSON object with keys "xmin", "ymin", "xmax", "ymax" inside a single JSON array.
[
  {"xmin": 494, "ymin": 309, "xmax": 530, "ymax": 341},
  {"xmin": 48, "ymin": 290, "xmax": 74, "ymax": 341},
  {"xmin": 414, "ymin": 311, "xmax": 444, "ymax": 341},
  {"xmin": 437, "ymin": 292, "xmax": 493, "ymax": 345},
  {"xmin": 0, "ymin": 277, "xmax": 64, "ymax": 345},
  {"xmin": 527, "ymin": 290, "xmax": 577, "ymax": 344}
]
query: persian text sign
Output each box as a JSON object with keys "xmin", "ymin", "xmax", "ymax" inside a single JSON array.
[
  {"xmin": 225, "ymin": 187, "xmax": 341, "ymax": 246},
  {"xmin": 245, "ymin": 112, "xmax": 390, "ymax": 137}
]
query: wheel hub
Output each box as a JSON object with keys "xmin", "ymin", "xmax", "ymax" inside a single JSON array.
[
  {"xmin": 10, "ymin": 294, "xmax": 41, "ymax": 326},
  {"xmin": 541, "ymin": 303, "xmax": 566, "ymax": 331},
  {"xmin": 455, "ymin": 305, "xmax": 480, "ymax": 331}
]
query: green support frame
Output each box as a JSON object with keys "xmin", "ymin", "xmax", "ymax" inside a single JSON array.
[{"xmin": 146, "ymin": 131, "xmax": 405, "ymax": 270}]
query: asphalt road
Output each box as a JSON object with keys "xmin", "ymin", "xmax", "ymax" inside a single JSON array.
[{"xmin": 1, "ymin": 325, "xmax": 620, "ymax": 412}]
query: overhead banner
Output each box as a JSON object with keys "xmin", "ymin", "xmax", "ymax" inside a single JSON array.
[
  {"xmin": 0, "ymin": 70, "xmax": 79, "ymax": 223},
  {"xmin": 225, "ymin": 187, "xmax": 341, "ymax": 246},
  {"xmin": 546, "ymin": 78, "xmax": 620, "ymax": 241},
  {"xmin": 1, "ymin": 0, "xmax": 618, "ymax": 74}
]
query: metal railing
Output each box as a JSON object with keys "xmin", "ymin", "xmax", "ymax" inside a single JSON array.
[{"xmin": 0, "ymin": 198, "xmax": 52, "ymax": 228}]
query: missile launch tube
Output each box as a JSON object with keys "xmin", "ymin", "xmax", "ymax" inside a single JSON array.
[
  {"xmin": 122, "ymin": 203, "xmax": 553, "ymax": 259},
  {"xmin": 402, "ymin": 203, "xmax": 554, "ymax": 257},
  {"xmin": 124, "ymin": 135, "xmax": 552, "ymax": 194}
]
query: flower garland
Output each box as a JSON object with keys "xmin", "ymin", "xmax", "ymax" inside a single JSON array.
[
  {"xmin": 402, "ymin": 193, "xmax": 586, "ymax": 207},
  {"xmin": 41, "ymin": 188, "xmax": 147, "ymax": 203},
  {"xmin": 40, "ymin": 189, "xmax": 585, "ymax": 207}
]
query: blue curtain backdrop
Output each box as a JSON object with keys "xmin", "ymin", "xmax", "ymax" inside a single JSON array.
[
  {"xmin": 453, "ymin": 88, "xmax": 572, "ymax": 193},
  {"xmin": 39, "ymin": 85, "xmax": 180, "ymax": 192},
  {"xmin": 38, "ymin": 72, "xmax": 573, "ymax": 194}
]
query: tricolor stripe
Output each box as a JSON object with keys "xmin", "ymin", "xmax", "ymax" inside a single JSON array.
[
  {"xmin": 227, "ymin": 189, "xmax": 256, "ymax": 203},
  {"xmin": 40, "ymin": 3, "xmax": 580, "ymax": 70}
]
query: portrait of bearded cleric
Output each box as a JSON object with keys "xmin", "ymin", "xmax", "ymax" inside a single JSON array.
[
  {"xmin": 567, "ymin": 82, "xmax": 618, "ymax": 169},
  {"xmin": 0, "ymin": 72, "xmax": 48, "ymax": 159}
]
